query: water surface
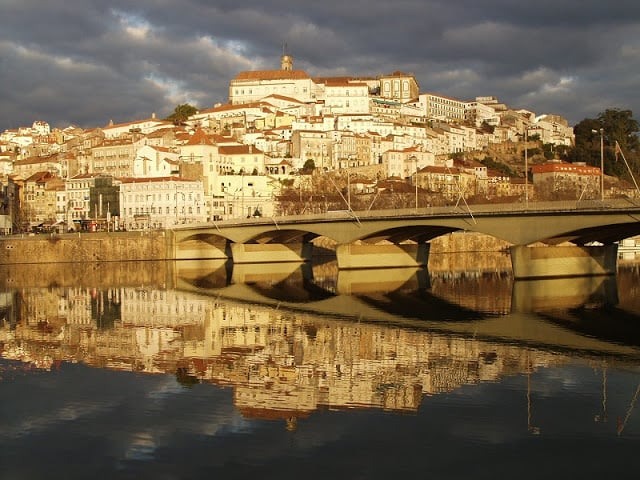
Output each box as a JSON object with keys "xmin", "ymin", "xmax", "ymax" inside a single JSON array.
[{"xmin": 1, "ymin": 259, "xmax": 639, "ymax": 479}]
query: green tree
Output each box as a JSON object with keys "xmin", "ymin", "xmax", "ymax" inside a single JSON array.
[
  {"xmin": 569, "ymin": 109, "xmax": 640, "ymax": 180},
  {"xmin": 165, "ymin": 103, "xmax": 198, "ymax": 125},
  {"xmin": 301, "ymin": 159, "xmax": 316, "ymax": 174}
]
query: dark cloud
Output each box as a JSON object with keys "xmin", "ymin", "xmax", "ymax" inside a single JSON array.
[{"xmin": 1, "ymin": 0, "xmax": 639, "ymax": 130}]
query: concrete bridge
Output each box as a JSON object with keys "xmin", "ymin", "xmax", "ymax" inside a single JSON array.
[{"xmin": 170, "ymin": 199, "xmax": 640, "ymax": 278}]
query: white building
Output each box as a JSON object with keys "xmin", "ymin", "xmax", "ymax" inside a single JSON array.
[
  {"xmin": 32, "ymin": 121, "xmax": 51, "ymax": 136},
  {"xmin": 133, "ymin": 145, "xmax": 179, "ymax": 178},
  {"xmin": 532, "ymin": 114, "xmax": 575, "ymax": 146},
  {"xmin": 214, "ymin": 174, "xmax": 276, "ymax": 220},
  {"xmin": 229, "ymin": 54, "xmax": 316, "ymax": 105},
  {"xmin": 412, "ymin": 93, "xmax": 466, "ymax": 122},
  {"xmin": 119, "ymin": 177, "xmax": 206, "ymax": 230},
  {"xmin": 322, "ymin": 80, "xmax": 370, "ymax": 115},
  {"xmin": 102, "ymin": 115, "xmax": 170, "ymax": 139},
  {"xmin": 66, "ymin": 173, "xmax": 98, "ymax": 223},
  {"xmin": 382, "ymin": 147, "xmax": 436, "ymax": 179}
]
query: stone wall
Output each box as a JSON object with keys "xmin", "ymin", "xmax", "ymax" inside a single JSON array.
[{"xmin": 0, "ymin": 231, "xmax": 171, "ymax": 265}]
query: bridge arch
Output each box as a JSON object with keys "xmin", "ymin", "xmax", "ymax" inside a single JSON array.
[{"xmin": 171, "ymin": 203, "xmax": 640, "ymax": 273}]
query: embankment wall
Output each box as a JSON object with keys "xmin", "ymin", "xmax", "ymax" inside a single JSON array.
[{"xmin": 0, "ymin": 231, "xmax": 172, "ymax": 265}]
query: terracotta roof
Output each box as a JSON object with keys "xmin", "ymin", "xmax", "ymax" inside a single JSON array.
[
  {"xmin": 422, "ymin": 166, "xmax": 463, "ymax": 174},
  {"xmin": 119, "ymin": 176, "xmax": 196, "ymax": 184},
  {"xmin": 150, "ymin": 146, "xmax": 173, "ymax": 153},
  {"xmin": 25, "ymin": 171, "xmax": 55, "ymax": 183},
  {"xmin": 14, "ymin": 155, "xmax": 59, "ymax": 165},
  {"xmin": 233, "ymin": 69, "xmax": 310, "ymax": 81},
  {"xmin": 531, "ymin": 162, "xmax": 600, "ymax": 175},
  {"xmin": 204, "ymin": 102, "xmax": 266, "ymax": 113},
  {"xmin": 185, "ymin": 129, "xmax": 217, "ymax": 146},
  {"xmin": 218, "ymin": 145, "xmax": 263, "ymax": 155},
  {"xmin": 324, "ymin": 80, "xmax": 368, "ymax": 87}
]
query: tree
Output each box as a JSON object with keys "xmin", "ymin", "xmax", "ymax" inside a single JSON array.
[
  {"xmin": 569, "ymin": 109, "xmax": 640, "ymax": 180},
  {"xmin": 301, "ymin": 159, "xmax": 316, "ymax": 174},
  {"xmin": 165, "ymin": 103, "xmax": 198, "ymax": 125}
]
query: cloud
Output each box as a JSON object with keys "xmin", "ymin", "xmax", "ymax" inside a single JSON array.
[{"xmin": 1, "ymin": 0, "xmax": 639, "ymax": 130}]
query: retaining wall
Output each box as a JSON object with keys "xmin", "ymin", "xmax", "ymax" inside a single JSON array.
[{"xmin": 0, "ymin": 231, "xmax": 172, "ymax": 265}]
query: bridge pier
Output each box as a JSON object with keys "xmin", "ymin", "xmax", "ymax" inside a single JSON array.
[
  {"xmin": 336, "ymin": 243, "xmax": 430, "ymax": 269},
  {"xmin": 511, "ymin": 275, "xmax": 618, "ymax": 313},
  {"xmin": 336, "ymin": 267, "xmax": 429, "ymax": 295},
  {"xmin": 510, "ymin": 244, "xmax": 618, "ymax": 279},
  {"xmin": 174, "ymin": 238, "xmax": 227, "ymax": 260},
  {"xmin": 230, "ymin": 242, "xmax": 313, "ymax": 264}
]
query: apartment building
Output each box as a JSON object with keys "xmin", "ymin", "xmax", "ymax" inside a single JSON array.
[
  {"xmin": 322, "ymin": 79, "xmax": 370, "ymax": 115},
  {"xmin": 23, "ymin": 171, "xmax": 62, "ymax": 225},
  {"xmin": 91, "ymin": 137, "xmax": 143, "ymax": 177},
  {"xmin": 532, "ymin": 160, "xmax": 600, "ymax": 198},
  {"xmin": 119, "ymin": 177, "xmax": 206, "ymax": 230}
]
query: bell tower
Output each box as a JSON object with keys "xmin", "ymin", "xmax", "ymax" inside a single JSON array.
[{"xmin": 281, "ymin": 43, "xmax": 293, "ymax": 71}]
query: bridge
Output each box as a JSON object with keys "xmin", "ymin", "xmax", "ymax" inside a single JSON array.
[{"xmin": 169, "ymin": 199, "xmax": 640, "ymax": 278}]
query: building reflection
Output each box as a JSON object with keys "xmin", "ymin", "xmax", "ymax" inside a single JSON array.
[{"xmin": 1, "ymin": 260, "xmax": 640, "ymax": 427}]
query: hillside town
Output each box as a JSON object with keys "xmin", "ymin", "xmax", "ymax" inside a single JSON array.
[{"xmin": 0, "ymin": 53, "xmax": 629, "ymax": 235}]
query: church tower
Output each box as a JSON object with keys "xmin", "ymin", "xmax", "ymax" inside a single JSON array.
[{"xmin": 281, "ymin": 44, "xmax": 293, "ymax": 71}]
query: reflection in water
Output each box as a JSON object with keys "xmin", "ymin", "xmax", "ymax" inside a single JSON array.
[
  {"xmin": 2, "ymin": 259, "xmax": 640, "ymax": 477},
  {"xmin": 2, "ymin": 260, "xmax": 640, "ymax": 420}
]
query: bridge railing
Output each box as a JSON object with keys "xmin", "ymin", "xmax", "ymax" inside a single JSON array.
[{"xmin": 197, "ymin": 197, "xmax": 640, "ymax": 228}]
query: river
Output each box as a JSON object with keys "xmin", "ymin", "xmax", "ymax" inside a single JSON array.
[{"xmin": 1, "ymin": 255, "xmax": 640, "ymax": 479}]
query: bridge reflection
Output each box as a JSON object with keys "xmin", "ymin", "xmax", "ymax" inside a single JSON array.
[
  {"xmin": 173, "ymin": 259, "xmax": 640, "ymax": 357},
  {"xmin": 2, "ymin": 260, "xmax": 640, "ymax": 427}
]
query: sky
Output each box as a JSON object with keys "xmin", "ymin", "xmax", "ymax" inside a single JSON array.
[{"xmin": 1, "ymin": 0, "xmax": 640, "ymax": 132}]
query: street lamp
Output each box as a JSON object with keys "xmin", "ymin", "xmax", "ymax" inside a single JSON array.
[
  {"xmin": 346, "ymin": 155, "xmax": 353, "ymax": 212},
  {"xmin": 175, "ymin": 187, "xmax": 186, "ymax": 225},
  {"xmin": 592, "ymin": 128, "xmax": 604, "ymax": 202},
  {"xmin": 409, "ymin": 155, "xmax": 418, "ymax": 210},
  {"xmin": 524, "ymin": 129, "xmax": 528, "ymax": 207}
]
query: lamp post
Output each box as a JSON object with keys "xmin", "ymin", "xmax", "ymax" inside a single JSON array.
[
  {"xmin": 414, "ymin": 157, "xmax": 419, "ymax": 210},
  {"xmin": 592, "ymin": 128, "xmax": 604, "ymax": 202},
  {"xmin": 409, "ymin": 155, "xmax": 418, "ymax": 210},
  {"xmin": 346, "ymin": 155, "xmax": 352, "ymax": 212},
  {"xmin": 524, "ymin": 129, "xmax": 528, "ymax": 208},
  {"xmin": 175, "ymin": 187, "xmax": 185, "ymax": 225},
  {"xmin": 599, "ymin": 128, "xmax": 604, "ymax": 202}
]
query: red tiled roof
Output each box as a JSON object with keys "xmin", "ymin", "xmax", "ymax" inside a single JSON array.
[
  {"xmin": 218, "ymin": 145, "xmax": 263, "ymax": 155},
  {"xmin": 531, "ymin": 162, "xmax": 600, "ymax": 175},
  {"xmin": 234, "ymin": 70, "xmax": 310, "ymax": 81},
  {"xmin": 119, "ymin": 176, "xmax": 196, "ymax": 184},
  {"xmin": 186, "ymin": 129, "xmax": 217, "ymax": 146},
  {"xmin": 25, "ymin": 171, "xmax": 55, "ymax": 182}
]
